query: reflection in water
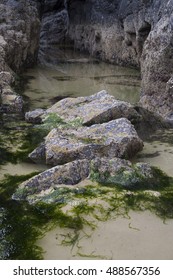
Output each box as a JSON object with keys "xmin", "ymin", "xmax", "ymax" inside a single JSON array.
[{"xmin": 23, "ymin": 62, "xmax": 140, "ymax": 110}]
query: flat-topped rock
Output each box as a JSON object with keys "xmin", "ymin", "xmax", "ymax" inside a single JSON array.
[
  {"xmin": 25, "ymin": 90, "xmax": 141, "ymax": 125},
  {"xmin": 29, "ymin": 118, "xmax": 143, "ymax": 165}
]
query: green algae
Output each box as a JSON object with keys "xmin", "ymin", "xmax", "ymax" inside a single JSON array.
[
  {"xmin": 0, "ymin": 122, "xmax": 48, "ymax": 166},
  {"xmin": 89, "ymin": 163, "xmax": 173, "ymax": 191},
  {"xmin": 39, "ymin": 113, "xmax": 83, "ymax": 131},
  {"xmin": 1, "ymin": 167, "xmax": 173, "ymax": 259},
  {"xmin": 0, "ymin": 173, "xmax": 44, "ymax": 260},
  {"xmin": 1, "ymin": 114, "xmax": 173, "ymax": 259}
]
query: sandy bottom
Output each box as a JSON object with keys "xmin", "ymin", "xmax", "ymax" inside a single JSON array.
[
  {"xmin": 135, "ymin": 139, "xmax": 173, "ymax": 177},
  {"xmin": 24, "ymin": 63, "xmax": 140, "ymax": 110},
  {"xmin": 38, "ymin": 211, "xmax": 173, "ymax": 260},
  {"xmin": 0, "ymin": 162, "xmax": 46, "ymax": 178}
]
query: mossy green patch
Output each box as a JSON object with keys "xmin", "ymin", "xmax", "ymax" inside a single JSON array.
[
  {"xmin": 89, "ymin": 164, "xmax": 173, "ymax": 191},
  {"xmin": 39, "ymin": 113, "xmax": 83, "ymax": 131}
]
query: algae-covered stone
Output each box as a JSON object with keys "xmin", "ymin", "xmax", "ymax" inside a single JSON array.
[
  {"xmin": 25, "ymin": 90, "xmax": 141, "ymax": 125},
  {"xmin": 13, "ymin": 156, "xmax": 172, "ymax": 204},
  {"xmin": 29, "ymin": 118, "xmax": 143, "ymax": 165},
  {"xmin": 13, "ymin": 159, "xmax": 90, "ymax": 201},
  {"xmin": 90, "ymin": 157, "xmax": 171, "ymax": 190}
]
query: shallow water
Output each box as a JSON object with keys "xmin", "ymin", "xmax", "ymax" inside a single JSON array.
[
  {"xmin": 38, "ymin": 211, "xmax": 173, "ymax": 260},
  {"xmin": 1, "ymin": 56, "xmax": 173, "ymax": 260},
  {"xmin": 23, "ymin": 61, "xmax": 140, "ymax": 110}
]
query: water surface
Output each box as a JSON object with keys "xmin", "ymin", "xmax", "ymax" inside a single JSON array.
[{"xmin": 23, "ymin": 61, "xmax": 140, "ymax": 110}]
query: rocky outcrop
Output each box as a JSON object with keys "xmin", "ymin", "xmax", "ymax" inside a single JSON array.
[
  {"xmin": 38, "ymin": 0, "xmax": 173, "ymax": 121},
  {"xmin": 0, "ymin": 0, "xmax": 41, "ymax": 112},
  {"xmin": 140, "ymin": 1, "xmax": 173, "ymax": 121},
  {"xmin": 38, "ymin": 0, "xmax": 69, "ymax": 65},
  {"xmin": 66, "ymin": 0, "xmax": 173, "ymax": 121}
]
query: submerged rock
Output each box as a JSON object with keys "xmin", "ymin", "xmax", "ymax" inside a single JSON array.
[
  {"xmin": 29, "ymin": 118, "xmax": 143, "ymax": 165},
  {"xmin": 25, "ymin": 90, "xmax": 141, "ymax": 125}
]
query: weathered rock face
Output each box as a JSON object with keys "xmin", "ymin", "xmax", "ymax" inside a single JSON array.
[
  {"xmin": 38, "ymin": 0, "xmax": 173, "ymax": 121},
  {"xmin": 13, "ymin": 156, "xmax": 170, "ymax": 203},
  {"xmin": 0, "ymin": 0, "xmax": 40, "ymax": 72},
  {"xmin": 29, "ymin": 117, "xmax": 143, "ymax": 165},
  {"xmin": 0, "ymin": 0, "xmax": 41, "ymax": 111},
  {"xmin": 140, "ymin": 0, "xmax": 173, "ymax": 121},
  {"xmin": 66, "ymin": 0, "xmax": 173, "ymax": 120},
  {"xmin": 25, "ymin": 90, "xmax": 141, "ymax": 125},
  {"xmin": 38, "ymin": 0, "xmax": 69, "ymax": 65}
]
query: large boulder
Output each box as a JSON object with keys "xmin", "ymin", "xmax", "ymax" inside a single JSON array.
[
  {"xmin": 12, "ymin": 159, "xmax": 90, "ymax": 202},
  {"xmin": 13, "ymin": 156, "xmax": 171, "ymax": 204},
  {"xmin": 25, "ymin": 90, "xmax": 141, "ymax": 125},
  {"xmin": 29, "ymin": 117, "xmax": 143, "ymax": 165}
]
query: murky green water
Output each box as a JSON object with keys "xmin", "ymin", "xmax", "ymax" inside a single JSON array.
[{"xmin": 0, "ymin": 58, "xmax": 173, "ymax": 260}]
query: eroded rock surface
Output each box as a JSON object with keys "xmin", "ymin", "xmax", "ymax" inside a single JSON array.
[
  {"xmin": 29, "ymin": 117, "xmax": 143, "ymax": 165},
  {"xmin": 25, "ymin": 90, "xmax": 141, "ymax": 125},
  {"xmin": 13, "ymin": 156, "xmax": 170, "ymax": 204},
  {"xmin": 38, "ymin": 0, "xmax": 173, "ymax": 121},
  {"xmin": 0, "ymin": 0, "xmax": 41, "ymax": 111},
  {"xmin": 13, "ymin": 159, "xmax": 90, "ymax": 202}
]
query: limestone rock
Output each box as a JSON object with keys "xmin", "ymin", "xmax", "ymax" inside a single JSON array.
[{"xmin": 29, "ymin": 118, "xmax": 143, "ymax": 165}]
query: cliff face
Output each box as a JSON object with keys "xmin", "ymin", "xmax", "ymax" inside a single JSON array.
[
  {"xmin": 38, "ymin": 0, "xmax": 69, "ymax": 64},
  {"xmin": 140, "ymin": 0, "xmax": 173, "ymax": 121},
  {"xmin": 0, "ymin": 0, "xmax": 41, "ymax": 72},
  {"xmin": 0, "ymin": 0, "xmax": 173, "ymax": 121},
  {"xmin": 65, "ymin": 0, "xmax": 173, "ymax": 120},
  {"xmin": 0, "ymin": 0, "xmax": 41, "ymax": 111}
]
